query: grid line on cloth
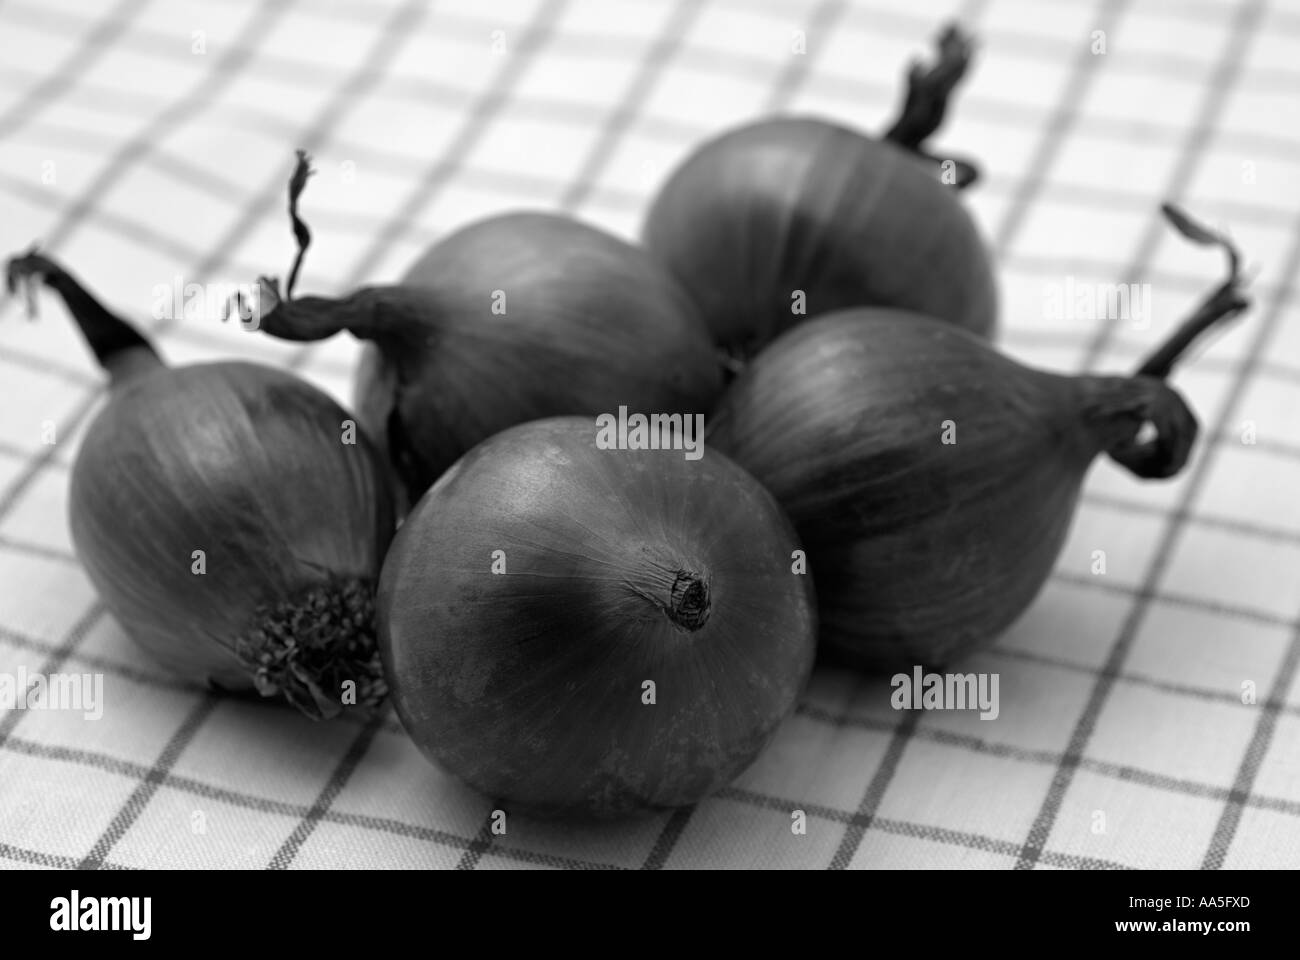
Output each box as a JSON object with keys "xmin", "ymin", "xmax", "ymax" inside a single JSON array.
[
  {"xmin": 267, "ymin": 712, "xmax": 389, "ymax": 869},
  {"xmin": 720, "ymin": 787, "xmax": 1132, "ymax": 869},
  {"xmin": 1, "ymin": 0, "xmax": 1298, "ymax": 870},
  {"xmin": 0, "ymin": 732, "xmax": 621, "ymax": 870},
  {"xmin": 1078, "ymin": 0, "xmax": 1268, "ymax": 372},
  {"xmin": 175, "ymin": 0, "xmax": 435, "ymax": 326},
  {"xmin": 830, "ymin": 710, "xmax": 924, "ymax": 868},
  {"xmin": 6, "ymin": 55, "xmax": 1300, "ymax": 236},
  {"xmin": 794, "ymin": 701, "xmax": 1300, "ymax": 816},
  {"xmin": 556, "ymin": 0, "xmax": 703, "ymax": 212},
  {"xmin": 1194, "ymin": 215, "xmax": 1300, "ymax": 867},
  {"xmin": 336, "ymin": 0, "xmax": 574, "ymax": 289},
  {"xmin": 987, "ymin": 644, "xmax": 1300, "ymax": 724},
  {"xmin": 0, "ymin": 604, "xmax": 104, "ymax": 748},
  {"xmin": 0, "ymin": 727, "xmax": 1096, "ymax": 870},
  {"xmin": 0, "ymin": 0, "xmax": 150, "ymax": 140},
  {"xmin": 77, "ymin": 696, "xmax": 221, "ymax": 869},
  {"xmin": 0, "ymin": 841, "xmax": 80, "ymax": 870},
  {"xmin": 758, "ymin": 0, "xmax": 847, "ymax": 111},
  {"xmin": 6, "ymin": 696, "xmax": 1297, "ymax": 872},
  {"xmin": 4, "ymin": 49, "xmax": 1297, "ymax": 178},
  {"xmin": 990, "ymin": 0, "xmax": 1130, "ymax": 259},
  {"xmin": 1202, "ymin": 618, "xmax": 1300, "ymax": 867},
  {"xmin": 454, "ymin": 813, "xmax": 498, "ymax": 870},
  {"xmin": 19, "ymin": 0, "xmax": 296, "ymax": 254}
]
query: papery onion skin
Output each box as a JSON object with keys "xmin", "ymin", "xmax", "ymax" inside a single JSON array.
[
  {"xmin": 255, "ymin": 190, "xmax": 723, "ymax": 507},
  {"xmin": 642, "ymin": 119, "xmax": 998, "ymax": 362},
  {"xmin": 705, "ymin": 309, "xmax": 1209, "ymax": 670},
  {"xmin": 6, "ymin": 251, "xmax": 395, "ymax": 719},
  {"xmin": 71, "ymin": 364, "xmax": 395, "ymax": 697},
  {"xmin": 378, "ymin": 416, "xmax": 816, "ymax": 818}
]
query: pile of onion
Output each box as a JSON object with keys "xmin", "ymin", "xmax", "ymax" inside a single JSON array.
[{"xmin": 3, "ymin": 17, "xmax": 1260, "ymax": 828}]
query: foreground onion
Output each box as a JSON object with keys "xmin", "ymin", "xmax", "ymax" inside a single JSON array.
[
  {"xmin": 6, "ymin": 251, "xmax": 395, "ymax": 719},
  {"xmin": 706, "ymin": 207, "xmax": 1249, "ymax": 668},
  {"xmin": 378, "ymin": 416, "xmax": 816, "ymax": 818},
  {"xmin": 642, "ymin": 22, "xmax": 994, "ymax": 366},
  {"xmin": 246, "ymin": 152, "xmax": 722, "ymax": 507}
]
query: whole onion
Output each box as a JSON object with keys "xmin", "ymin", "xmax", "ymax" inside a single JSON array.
[
  {"xmin": 246, "ymin": 153, "xmax": 722, "ymax": 508},
  {"xmin": 642, "ymin": 23, "xmax": 995, "ymax": 366},
  {"xmin": 6, "ymin": 251, "xmax": 395, "ymax": 719},
  {"xmin": 706, "ymin": 207, "xmax": 1249, "ymax": 669},
  {"xmin": 378, "ymin": 417, "xmax": 817, "ymax": 818}
]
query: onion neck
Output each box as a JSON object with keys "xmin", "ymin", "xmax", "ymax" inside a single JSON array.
[
  {"xmin": 245, "ymin": 150, "xmax": 425, "ymax": 350},
  {"xmin": 1080, "ymin": 204, "xmax": 1251, "ymax": 480},
  {"xmin": 1136, "ymin": 277, "xmax": 1250, "ymax": 380},
  {"xmin": 1077, "ymin": 375, "xmax": 1197, "ymax": 480},
  {"xmin": 1135, "ymin": 203, "xmax": 1249, "ymax": 380},
  {"xmin": 1084, "ymin": 281, "xmax": 1247, "ymax": 479},
  {"xmin": 5, "ymin": 249, "xmax": 162, "ymax": 386},
  {"xmin": 252, "ymin": 281, "xmax": 422, "ymax": 346},
  {"xmin": 882, "ymin": 22, "xmax": 980, "ymax": 189},
  {"xmin": 232, "ymin": 575, "xmax": 386, "ymax": 720}
]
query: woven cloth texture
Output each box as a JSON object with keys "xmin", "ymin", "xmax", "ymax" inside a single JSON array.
[{"xmin": 0, "ymin": 0, "xmax": 1298, "ymax": 870}]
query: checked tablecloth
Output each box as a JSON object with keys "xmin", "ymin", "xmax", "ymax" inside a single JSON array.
[{"xmin": 1, "ymin": 0, "xmax": 1298, "ymax": 870}]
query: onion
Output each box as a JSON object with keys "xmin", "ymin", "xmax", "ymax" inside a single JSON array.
[
  {"xmin": 5, "ymin": 251, "xmax": 395, "ymax": 719},
  {"xmin": 377, "ymin": 417, "xmax": 817, "ymax": 818},
  {"xmin": 245, "ymin": 152, "xmax": 722, "ymax": 508},
  {"xmin": 642, "ymin": 22, "xmax": 994, "ymax": 367},
  {"xmin": 705, "ymin": 206, "xmax": 1249, "ymax": 668}
]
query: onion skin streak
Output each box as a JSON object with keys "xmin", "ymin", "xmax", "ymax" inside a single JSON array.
[{"xmin": 378, "ymin": 417, "xmax": 816, "ymax": 818}]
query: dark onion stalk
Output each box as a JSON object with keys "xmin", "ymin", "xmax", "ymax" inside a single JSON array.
[
  {"xmin": 706, "ymin": 205, "xmax": 1250, "ymax": 669},
  {"xmin": 5, "ymin": 251, "xmax": 395, "ymax": 719},
  {"xmin": 243, "ymin": 151, "xmax": 722, "ymax": 508},
  {"xmin": 642, "ymin": 21, "xmax": 994, "ymax": 367},
  {"xmin": 378, "ymin": 417, "xmax": 817, "ymax": 818}
]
